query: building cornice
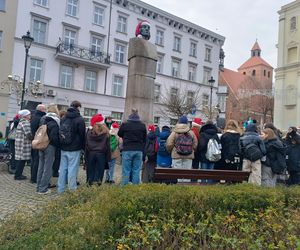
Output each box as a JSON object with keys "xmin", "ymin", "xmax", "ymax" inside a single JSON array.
[
  {"xmin": 275, "ymin": 62, "xmax": 300, "ymax": 72},
  {"xmin": 113, "ymin": 0, "xmax": 225, "ymax": 46}
]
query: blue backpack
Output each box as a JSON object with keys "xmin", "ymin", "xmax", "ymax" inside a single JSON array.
[{"xmin": 157, "ymin": 138, "xmax": 169, "ymax": 157}]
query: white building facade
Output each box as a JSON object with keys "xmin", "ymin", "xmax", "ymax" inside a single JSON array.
[{"xmin": 6, "ymin": 0, "xmax": 225, "ymax": 127}]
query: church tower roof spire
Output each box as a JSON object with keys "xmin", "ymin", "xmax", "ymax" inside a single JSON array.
[{"xmin": 251, "ymin": 40, "xmax": 261, "ymax": 57}]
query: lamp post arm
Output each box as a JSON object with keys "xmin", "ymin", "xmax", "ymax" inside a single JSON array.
[{"xmin": 21, "ymin": 48, "xmax": 29, "ymax": 109}]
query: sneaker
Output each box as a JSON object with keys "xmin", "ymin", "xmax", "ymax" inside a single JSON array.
[
  {"xmin": 48, "ymin": 184, "xmax": 57, "ymax": 189},
  {"xmin": 14, "ymin": 175, "xmax": 27, "ymax": 180},
  {"xmin": 37, "ymin": 190, "xmax": 51, "ymax": 195}
]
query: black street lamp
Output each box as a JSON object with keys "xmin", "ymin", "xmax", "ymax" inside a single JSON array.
[
  {"xmin": 21, "ymin": 31, "xmax": 34, "ymax": 109},
  {"xmin": 208, "ymin": 76, "xmax": 215, "ymax": 120}
]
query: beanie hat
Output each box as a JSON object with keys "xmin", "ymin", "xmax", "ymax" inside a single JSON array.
[
  {"xmin": 128, "ymin": 109, "xmax": 140, "ymax": 121},
  {"xmin": 178, "ymin": 115, "xmax": 188, "ymax": 124},
  {"xmin": 112, "ymin": 122, "xmax": 119, "ymax": 129},
  {"xmin": 148, "ymin": 124, "xmax": 155, "ymax": 132},
  {"xmin": 90, "ymin": 114, "xmax": 104, "ymax": 126},
  {"xmin": 18, "ymin": 109, "xmax": 31, "ymax": 117},
  {"xmin": 192, "ymin": 118, "xmax": 203, "ymax": 127},
  {"xmin": 135, "ymin": 20, "xmax": 150, "ymax": 38}
]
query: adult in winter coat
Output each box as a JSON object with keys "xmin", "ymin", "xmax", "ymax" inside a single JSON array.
[
  {"xmin": 14, "ymin": 110, "xmax": 33, "ymax": 180},
  {"xmin": 240, "ymin": 124, "xmax": 266, "ymax": 185},
  {"xmin": 36, "ymin": 105, "xmax": 60, "ymax": 194},
  {"xmin": 118, "ymin": 109, "xmax": 147, "ymax": 185},
  {"xmin": 263, "ymin": 123, "xmax": 283, "ymax": 140},
  {"xmin": 7, "ymin": 114, "xmax": 20, "ymax": 174},
  {"xmin": 260, "ymin": 128, "xmax": 286, "ymax": 187},
  {"xmin": 57, "ymin": 100, "xmax": 86, "ymax": 193},
  {"xmin": 142, "ymin": 124, "xmax": 157, "ymax": 183},
  {"xmin": 105, "ymin": 122, "xmax": 121, "ymax": 184},
  {"xmin": 166, "ymin": 116, "xmax": 198, "ymax": 182},
  {"xmin": 156, "ymin": 126, "xmax": 172, "ymax": 168},
  {"xmin": 191, "ymin": 118, "xmax": 203, "ymax": 171},
  {"xmin": 220, "ymin": 120, "xmax": 242, "ymax": 170},
  {"xmin": 198, "ymin": 121, "xmax": 220, "ymax": 170},
  {"xmin": 284, "ymin": 127, "xmax": 300, "ymax": 185},
  {"xmin": 30, "ymin": 104, "xmax": 46, "ymax": 183},
  {"xmin": 85, "ymin": 114, "xmax": 111, "ymax": 185}
]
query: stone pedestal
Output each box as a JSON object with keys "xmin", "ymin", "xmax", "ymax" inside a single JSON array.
[{"xmin": 124, "ymin": 38, "xmax": 157, "ymax": 124}]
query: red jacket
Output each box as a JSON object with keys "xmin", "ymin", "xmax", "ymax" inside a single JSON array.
[{"xmin": 192, "ymin": 126, "xmax": 200, "ymax": 141}]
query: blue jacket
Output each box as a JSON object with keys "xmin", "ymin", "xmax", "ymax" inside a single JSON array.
[{"xmin": 157, "ymin": 128, "xmax": 172, "ymax": 167}]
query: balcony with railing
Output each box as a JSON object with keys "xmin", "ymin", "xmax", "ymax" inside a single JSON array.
[{"xmin": 55, "ymin": 42, "xmax": 111, "ymax": 69}]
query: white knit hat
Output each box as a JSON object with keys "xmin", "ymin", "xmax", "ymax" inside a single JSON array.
[{"xmin": 18, "ymin": 109, "xmax": 31, "ymax": 117}]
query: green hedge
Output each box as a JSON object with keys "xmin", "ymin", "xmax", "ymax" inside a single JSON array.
[{"xmin": 1, "ymin": 184, "xmax": 300, "ymax": 249}]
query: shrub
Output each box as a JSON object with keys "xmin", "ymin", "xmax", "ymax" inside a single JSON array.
[{"xmin": 0, "ymin": 184, "xmax": 300, "ymax": 249}]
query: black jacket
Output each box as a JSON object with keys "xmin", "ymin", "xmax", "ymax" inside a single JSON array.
[
  {"xmin": 263, "ymin": 138, "xmax": 286, "ymax": 168},
  {"xmin": 44, "ymin": 116, "xmax": 60, "ymax": 147},
  {"xmin": 221, "ymin": 131, "xmax": 241, "ymax": 162},
  {"xmin": 118, "ymin": 120, "xmax": 147, "ymax": 152},
  {"xmin": 143, "ymin": 132, "xmax": 157, "ymax": 162},
  {"xmin": 285, "ymin": 134, "xmax": 300, "ymax": 172},
  {"xmin": 198, "ymin": 123, "xmax": 220, "ymax": 163},
  {"xmin": 31, "ymin": 110, "xmax": 46, "ymax": 136},
  {"xmin": 60, "ymin": 108, "xmax": 86, "ymax": 151},
  {"xmin": 240, "ymin": 131, "xmax": 266, "ymax": 157}
]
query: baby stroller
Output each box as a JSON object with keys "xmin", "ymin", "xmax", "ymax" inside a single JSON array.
[{"xmin": 0, "ymin": 140, "xmax": 12, "ymax": 172}]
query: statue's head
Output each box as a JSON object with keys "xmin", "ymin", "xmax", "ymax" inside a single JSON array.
[{"xmin": 135, "ymin": 20, "xmax": 151, "ymax": 40}]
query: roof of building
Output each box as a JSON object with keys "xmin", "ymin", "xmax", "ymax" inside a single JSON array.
[
  {"xmin": 238, "ymin": 56, "xmax": 273, "ymax": 70},
  {"xmin": 251, "ymin": 41, "xmax": 261, "ymax": 51}
]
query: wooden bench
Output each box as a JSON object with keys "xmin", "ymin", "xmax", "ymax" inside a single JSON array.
[{"xmin": 154, "ymin": 168, "xmax": 250, "ymax": 184}]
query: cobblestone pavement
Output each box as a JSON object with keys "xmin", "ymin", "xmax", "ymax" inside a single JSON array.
[{"xmin": 0, "ymin": 162, "xmax": 122, "ymax": 223}]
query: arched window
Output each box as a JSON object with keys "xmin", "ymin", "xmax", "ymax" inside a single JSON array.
[
  {"xmin": 290, "ymin": 17, "xmax": 296, "ymax": 31},
  {"xmin": 252, "ymin": 69, "xmax": 256, "ymax": 76}
]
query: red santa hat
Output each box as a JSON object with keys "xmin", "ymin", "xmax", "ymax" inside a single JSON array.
[
  {"xmin": 90, "ymin": 114, "xmax": 104, "ymax": 126},
  {"xmin": 148, "ymin": 124, "xmax": 155, "ymax": 132},
  {"xmin": 135, "ymin": 20, "xmax": 151, "ymax": 38},
  {"xmin": 192, "ymin": 118, "xmax": 203, "ymax": 127},
  {"xmin": 112, "ymin": 122, "xmax": 119, "ymax": 129}
]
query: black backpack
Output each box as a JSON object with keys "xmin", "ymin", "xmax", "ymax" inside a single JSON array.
[
  {"xmin": 157, "ymin": 138, "xmax": 169, "ymax": 157},
  {"xmin": 271, "ymin": 146, "xmax": 287, "ymax": 174},
  {"xmin": 59, "ymin": 118, "xmax": 73, "ymax": 145},
  {"xmin": 145, "ymin": 138, "xmax": 156, "ymax": 160},
  {"xmin": 244, "ymin": 143, "xmax": 263, "ymax": 162},
  {"xmin": 175, "ymin": 133, "xmax": 193, "ymax": 155}
]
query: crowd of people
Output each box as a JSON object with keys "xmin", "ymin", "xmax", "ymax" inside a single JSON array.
[{"xmin": 2, "ymin": 100, "xmax": 300, "ymax": 194}]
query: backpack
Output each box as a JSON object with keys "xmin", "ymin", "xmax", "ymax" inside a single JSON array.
[
  {"xmin": 174, "ymin": 133, "xmax": 193, "ymax": 155},
  {"xmin": 32, "ymin": 124, "xmax": 50, "ymax": 150},
  {"xmin": 205, "ymin": 138, "xmax": 221, "ymax": 162},
  {"xmin": 145, "ymin": 138, "xmax": 156, "ymax": 160},
  {"xmin": 59, "ymin": 118, "xmax": 73, "ymax": 145},
  {"xmin": 158, "ymin": 138, "xmax": 169, "ymax": 157},
  {"xmin": 110, "ymin": 135, "xmax": 118, "ymax": 152},
  {"xmin": 244, "ymin": 143, "xmax": 263, "ymax": 162},
  {"xmin": 271, "ymin": 146, "xmax": 287, "ymax": 174}
]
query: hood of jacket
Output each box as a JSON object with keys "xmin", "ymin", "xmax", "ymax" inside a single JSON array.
[
  {"xmin": 65, "ymin": 107, "xmax": 80, "ymax": 119},
  {"xmin": 87, "ymin": 126, "xmax": 109, "ymax": 141},
  {"xmin": 33, "ymin": 110, "xmax": 46, "ymax": 118},
  {"xmin": 159, "ymin": 129, "xmax": 171, "ymax": 140},
  {"xmin": 147, "ymin": 131, "xmax": 157, "ymax": 140},
  {"xmin": 200, "ymin": 123, "xmax": 218, "ymax": 135},
  {"xmin": 266, "ymin": 138, "xmax": 285, "ymax": 150},
  {"xmin": 173, "ymin": 123, "xmax": 190, "ymax": 134},
  {"xmin": 243, "ymin": 131, "xmax": 259, "ymax": 137},
  {"xmin": 46, "ymin": 113, "xmax": 60, "ymax": 126}
]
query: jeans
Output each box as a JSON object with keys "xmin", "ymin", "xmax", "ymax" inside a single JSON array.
[
  {"xmin": 37, "ymin": 145, "xmax": 56, "ymax": 193},
  {"xmin": 57, "ymin": 150, "xmax": 81, "ymax": 193},
  {"xmin": 87, "ymin": 152, "xmax": 106, "ymax": 185},
  {"xmin": 201, "ymin": 162, "xmax": 215, "ymax": 183},
  {"xmin": 105, "ymin": 158, "xmax": 116, "ymax": 182},
  {"xmin": 31, "ymin": 149, "xmax": 39, "ymax": 183},
  {"xmin": 8, "ymin": 140, "xmax": 16, "ymax": 170},
  {"xmin": 122, "ymin": 151, "xmax": 143, "ymax": 185}
]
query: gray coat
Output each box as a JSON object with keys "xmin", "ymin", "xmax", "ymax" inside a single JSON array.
[{"xmin": 15, "ymin": 118, "xmax": 32, "ymax": 160}]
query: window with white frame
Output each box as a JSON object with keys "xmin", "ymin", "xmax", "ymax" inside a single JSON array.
[
  {"xmin": 203, "ymin": 67, "xmax": 212, "ymax": 84},
  {"xmin": 190, "ymin": 41, "xmax": 197, "ymax": 57},
  {"xmin": 154, "ymin": 116, "xmax": 160, "ymax": 125},
  {"xmin": 94, "ymin": 4, "xmax": 105, "ymax": 26},
  {"xmin": 32, "ymin": 18, "xmax": 47, "ymax": 44},
  {"xmin": 170, "ymin": 87, "xmax": 178, "ymax": 100},
  {"xmin": 66, "ymin": 0, "xmax": 78, "ymax": 17},
  {"xmin": 83, "ymin": 108, "xmax": 97, "ymax": 126},
  {"xmin": 64, "ymin": 27, "xmax": 76, "ymax": 47},
  {"xmin": 112, "ymin": 75, "xmax": 123, "ymax": 97},
  {"xmin": 205, "ymin": 47, "xmax": 212, "ymax": 62},
  {"xmin": 115, "ymin": 42, "xmax": 126, "ymax": 64},
  {"xmin": 290, "ymin": 17, "xmax": 296, "ymax": 31},
  {"xmin": 154, "ymin": 84, "xmax": 160, "ymax": 103},
  {"xmin": 29, "ymin": 58, "xmax": 43, "ymax": 82},
  {"xmin": 187, "ymin": 91, "xmax": 194, "ymax": 106},
  {"xmin": 188, "ymin": 63, "xmax": 197, "ymax": 81},
  {"xmin": 157, "ymin": 54, "xmax": 164, "ymax": 73},
  {"xmin": 91, "ymin": 35, "xmax": 103, "ymax": 56},
  {"xmin": 171, "ymin": 59, "xmax": 180, "ymax": 77},
  {"xmin": 85, "ymin": 70, "xmax": 97, "ymax": 92},
  {"xmin": 34, "ymin": 0, "xmax": 48, "ymax": 7},
  {"xmin": 155, "ymin": 29, "xmax": 164, "ymax": 46},
  {"xmin": 111, "ymin": 111, "xmax": 123, "ymax": 121},
  {"xmin": 0, "ymin": 0, "xmax": 5, "ymax": 11},
  {"xmin": 60, "ymin": 65, "xmax": 73, "ymax": 88},
  {"xmin": 117, "ymin": 15, "xmax": 127, "ymax": 33},
  {"xmin": 173, "ymin": 36, "xmax": 181, "ymax": 52},
  {"xmin": 202, "ymin": 94, "xmax": 209, "ymax": 106},
  {"xmin": 0, "ymin": 31, "xmax": 2, "ymax": 49}
]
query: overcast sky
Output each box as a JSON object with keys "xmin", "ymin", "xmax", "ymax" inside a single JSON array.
[{"xmin": 146, "ymin": 0, "xmax": 292, "ymax": 71}]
